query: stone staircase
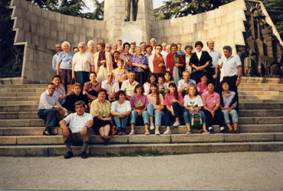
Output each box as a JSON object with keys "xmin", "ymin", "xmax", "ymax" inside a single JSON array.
[{"xmin": 0, "ymin": 78, "xmax": 283, "ymax": 156}]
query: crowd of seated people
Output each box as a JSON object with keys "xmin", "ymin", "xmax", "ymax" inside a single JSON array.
[{"xmin": 38, "ymin": 38, "xmax": 242, "ymax": 158}]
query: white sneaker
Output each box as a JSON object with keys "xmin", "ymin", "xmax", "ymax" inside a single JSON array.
[
  {"xmin": 145, "ymin": 130, "xmax": 150, "ymax": 135},
  {"xmin": 129, "ymin": 129, "xmax": 135, "ymax": 135},
  {"xmin": 155, "ymin": 129, "xmax": 160, "ymax": 135},
  {"xmin": 163, "ymin": 127, "xmax": 171, "ymax": 135},
  {"xmin": 172, "ymin": 121, "xmax": 180, "ymax": 127},
  {"xmin": 150, "ymin": 123, "xmax": 155, "ymax": 130},
  {"xmin": 208, "ymin": 126, "xmax": 213, "ymax": 131}
]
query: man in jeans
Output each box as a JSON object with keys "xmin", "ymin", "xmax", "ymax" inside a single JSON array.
[
  {"xmin": 59, "ymin": 101, "xmax": 93, "ymax": 159},
  {"xmin": 38, "ymin": 83, "xmax": 65, "ymax": 135}
]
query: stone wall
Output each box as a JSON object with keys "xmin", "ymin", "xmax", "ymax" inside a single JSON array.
[
  {"xmin": 152, "ymin": 0, "xmax": 247, "ymax": 54},
  {"xmin": 7, "ymin": 0, "xmax": 283, "ymax": 83},
  {"xmin": 10, "ymin": 0, "xmax": 106, "ymax": 83}
]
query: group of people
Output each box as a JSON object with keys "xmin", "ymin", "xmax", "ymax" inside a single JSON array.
[{"xmin": 39, "ymin": 38, "xmax": 242, "ymax": 158}]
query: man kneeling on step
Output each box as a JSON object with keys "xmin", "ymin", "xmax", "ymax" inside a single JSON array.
[{"xmin": 59, "ymin": 101, "xmax": 93, "ymax": 159}]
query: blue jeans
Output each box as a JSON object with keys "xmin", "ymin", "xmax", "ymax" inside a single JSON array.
[
  {"xmin": 113, "ymin": 116, "xmax": 129, "ymax": 130},
  {"xmin": 130, "ymin": 110, "xmax": 149, "ymax": 125},
  {"xmin": 183, "ymin": 110, "xmax": 206, "ymax": 125},
  {"xmin": 147, "ymin": 104, "xmax": 163, "ymax": 126},
  {"xmin": 222, "ymin": 109, "xmax": 238, "ymax": 124},
  {"xmin": 37, "ymin": 109, "xmax": 58, "ymax": 130}
]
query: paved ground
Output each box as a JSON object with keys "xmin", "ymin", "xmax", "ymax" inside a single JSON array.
[{"xmin": 0, "ymin": 152, "xmax": 282, "ymax": 190}]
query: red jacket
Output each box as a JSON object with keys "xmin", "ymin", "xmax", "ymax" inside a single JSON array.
[{"xmin": 166, "ymin": 52, "xmax": 184, "ymax": 73}]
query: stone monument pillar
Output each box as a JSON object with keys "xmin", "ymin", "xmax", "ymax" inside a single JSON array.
[{"xmin": 104, "ymin": 0, "xmax": 154, "ymax": 44}]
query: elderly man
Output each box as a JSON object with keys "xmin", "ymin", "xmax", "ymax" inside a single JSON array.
[
  {"xmin": 38, "ymin": 83, "xmax": 66, "ymax": 135},
  {"xmin": 218, "ymin": 45, "xmax": 242, "ymax": 110},
  {"xmin": 120, "ymin": 71, "xmax": 139, "ymax": 99},
  {"xmin": 52, "ymin": 43, "xmax": 62, "ymax": 72},
  {"xmin": 60, "ymin": 101, "xmax": 93, "ymax": 159},
  {"xmin": 207, "ymin": 40, "xmax": 221, "ymax": 79},
  {"xmin": 101, "ymin": 72, "xmax": 120, "ymax": 101}
]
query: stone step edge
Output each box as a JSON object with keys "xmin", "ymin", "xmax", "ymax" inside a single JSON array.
[
  {"xmin": 0, "ymin": 142, "xmax": 282, "ymax": 156},
  {"xmin": 1, "ymin": 133, "xmax": 283, "ymax": 145}
]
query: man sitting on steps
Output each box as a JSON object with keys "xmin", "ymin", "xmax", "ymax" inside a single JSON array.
[
  {"xmin": 59, "ymin": 100, "xmax": 93, "ymax": 159},
  {"xmin": 38, "ymin": 83, "xmax": 66, "ymax": 135}
]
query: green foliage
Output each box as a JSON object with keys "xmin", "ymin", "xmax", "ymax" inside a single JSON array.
[
  {"xmin": 154, "ymin": 0, "xmax": 233, "ymax": 20},
  {"xmin": 28, "ymin": 0, "xmax": 104, "ymax": 20},
  {"xmin": 263, "ymin": 0, "xmax": 283, "ymax": 37}
]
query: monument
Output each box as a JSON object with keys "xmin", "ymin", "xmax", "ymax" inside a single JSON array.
[{"xmin": 2, "ymin": 0, "xmax": 282, "ymax": 83}]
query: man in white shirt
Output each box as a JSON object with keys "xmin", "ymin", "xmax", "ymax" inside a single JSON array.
[
  {"xmin": 59, "ymin": 100, "xmax": 93, "ymax": 159},
  {"xmin": 120, "ymin": 72, "xmax": 139, "ymax": 99},
  {"xmin": 101, "ymin": 72, "xmax": 120, "ymax": 101},
  {"xmin": 51, "ymin": 44, "xmax": 62, "ymax": 72},
  {"xmin": 218, "ymin": 45, "xmax": 242, "ymax": 109},
  {"xmin": 38, "ymin": 83, "xmax": 66, "ymax": 135},
  {"xmin": 207, "ymin": 40, "xmax": 222, "ymax": 80},
  {"xmin": 161, "ymin": 44, "xmax": 170, "ymax": 67},
  {"xmin": 177, "ymin": 71, "xmax": 196, "ymax": 94}
]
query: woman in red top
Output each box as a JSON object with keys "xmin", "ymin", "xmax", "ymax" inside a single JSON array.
[
  {"xmin": 166, "ymin": 43, "xmax": 185, "ymax": 85},
  {"xmin": 163, "ymin": 82, "xmax": 184, "ymax": 135},
  {"xmin": 152, "ymin": 44, "xmax": 165, "ymax": 77}
]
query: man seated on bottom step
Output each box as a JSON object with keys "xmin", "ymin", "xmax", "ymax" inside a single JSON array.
[{"xmin": 59, "ymin": 100, "xmax": 93, "ymax": 159}]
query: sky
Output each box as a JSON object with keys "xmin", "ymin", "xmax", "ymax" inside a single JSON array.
[{"xmin": 83, "ymin": 0, "xmax": 164, "ymax": 12}]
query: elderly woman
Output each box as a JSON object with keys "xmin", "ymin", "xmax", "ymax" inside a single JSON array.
[
  {"xmin": 130, "ymin": 46, "xmax": 148, "ymax": 85},
  {"xmin": 56, "ymin": 41, "xmax": 73, "ymax": 91},
  {"xmin": 72, "ymin": 42, "xmax": 94, "ymax": 85},
  {"xmin": 90, "ymin": 89, "xmax": 112, "ymax": 142},
  {"xmin": 87, "ymin": 40, "xmax": 96, "ymax": 55},
  {"xmin": 94, "ymin": 42, "xmax": 113, "ymax": 83}
]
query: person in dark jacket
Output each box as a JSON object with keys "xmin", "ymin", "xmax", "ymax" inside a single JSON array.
[
  {"xmin": 63, "ymin": 83, "xmax": 89, "ymax": 113},
  {"xmin": 190, "ymin": 41, "xmax": 212, "ymax": 83}
]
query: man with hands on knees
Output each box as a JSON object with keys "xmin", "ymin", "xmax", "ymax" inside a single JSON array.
[{"xmin": 59, "ymin": 100, "xmax": 93, "ymax": 159}]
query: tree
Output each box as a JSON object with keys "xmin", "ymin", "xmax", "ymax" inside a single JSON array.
[
  {"xmin": 28, "ymin": 0, "xmax": 104, "ymax": 20},
  {"xmin": 154, "ymin": 0, "xmax": 233, "ymax": 20},
  {"xmin": 82, "ymin": 0, "xmax": 104, "ymax": 20}
]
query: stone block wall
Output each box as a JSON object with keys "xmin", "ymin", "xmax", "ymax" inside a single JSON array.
[
  {"xmin": 10, "ymin": 0, "xmax": 106, "ymax": 83},
  {"xmin": 7, "ymin": 0, "xmax": 282, "ymax": 83},
  {"xmin": 152, "ymin": 0, "xmax": 247, "ymax": 54}
]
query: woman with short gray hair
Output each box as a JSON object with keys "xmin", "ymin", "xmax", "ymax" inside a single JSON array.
[
  {"xmin": 72, "ymin": 42, "xmax": 95, "ymax": 85},
  {"xmin": 56, "ymin": 41, "xmax": 73, "ymax": 91}
]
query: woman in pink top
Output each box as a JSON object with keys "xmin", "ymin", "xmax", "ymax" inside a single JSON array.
[
  {"xmin": 163, "ymin": 82, "xmax": 184, "ymax": 135},
  {"xmin": 197, "ymin": 74, "xmax": 208, "ymax": 95},
  {"xmin": 201, "ymin": 82, "xmax": 225, "ymax": 133},
  {"xmin": 147, "ymin": 83, "xmax": 164, "ymax": 135},
  {"xmin": 130, "ymin": 85, "xmax": 150, "ymax": 135}
]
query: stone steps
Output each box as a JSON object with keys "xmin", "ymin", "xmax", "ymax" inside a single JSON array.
[
  {"xmin": 0, "ymin": 116, "xmax": 283, "ymax": 127},
  {"xmin": 0, "ymin": 109, "xmax": 282, "ymax": 120},
  {"xmin": 0, "ymin": 101, "xmax": 38, "ymax": 106},
  {"xmin": 1, "ymin": 133, "xmax": 283, "ymax": 146},
  {"xmin": 0, "ymin": 80, "xmax": 282, "ymax": 157},
  {"xmin": 1, "ymin": 102, "xmax": 283, "ymax": 112},
  {"xmin": 0, "ymin": 97, "xmax": 39, "ymax": 101},
  {"xmin": 0, "ymin": 112, "xmax": 38, "ymax": 119},
  {"xmin": 0, "ymin": 117, "xmax": 271, "ymax": 128},
  {"xmin": 1, "ymin": 123, "xmax": 283, "ymax": 136},
  {"xmin": 0, "ymin": 141, "xmax": 282, "ymax": 156},
  {"xmin": 0, "ymin": 88, "xmax": 45, "ymax": 93}
]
